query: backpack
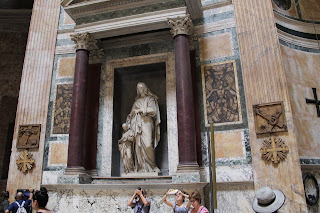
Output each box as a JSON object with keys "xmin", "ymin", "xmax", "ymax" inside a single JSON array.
[{"xmin": 15, "ymin": 201, "xmax": 27, "ymax": 213}]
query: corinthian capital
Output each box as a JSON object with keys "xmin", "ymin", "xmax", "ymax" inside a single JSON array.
[
  {"xmin": 168, "ymin": 15, "xmax": 193, "ymax": 37},
  {"xmin": 71, "ymin": 32, "xmax": 97, "ymax": 50}
]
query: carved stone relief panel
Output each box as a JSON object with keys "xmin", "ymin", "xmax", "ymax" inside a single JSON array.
[
  {"xmin": 17, "ymin": 125, "xmax": 41, "ymax": 149},
  {"xmin": 201, "ymin": 60, "xmax": 241, "ymax": 126},
  {"xmin": 253, "ymin": 102, "xmax": 287, "ymax": 134},
  {"xmin": 52, "ymin": 84, "xmax": 73, "ymax": 135}
]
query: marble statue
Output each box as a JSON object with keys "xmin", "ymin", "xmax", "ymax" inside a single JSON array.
[
  {"xmin": 118, "ymin": 121, "xmax": 135, "ymax": 173},
  {"xmin": 119, "ymin": 82, "xmax": 161, "ymax": 174}
]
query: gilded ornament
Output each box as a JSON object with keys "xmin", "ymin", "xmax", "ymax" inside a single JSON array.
[
  {"xmin": 16, "ymin": 150, "xmax": 35, "ymax": 173},
  {"xmin": 260, "ymin": 136, "xmax": 289, "ymax": 164}
]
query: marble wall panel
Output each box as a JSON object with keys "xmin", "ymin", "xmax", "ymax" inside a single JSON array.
[
  {"xmin": 44, "ymin": 185, "xmax": 255, "ymax": 213},
  {"xmin": 201, "ymin": 60, "xmax": 241, "ymax": 126},
  {"xmin": 57, "ymin": 57, "xmax": 75, "ymax": 78},
  {"xmin": 281, "ymin": 45, "xmax": 320, "ymax": 158},
  {"xmin": 199, "ymin": 32, "xmax": 234, "ymax": 61},
  {"xmin": 49, "ymin": 141, "xmax": 68, "ymax": 166},
  {"xmin": 52, "ymin": 84, "xmax": 73, "ymax": 135},
  {"xmin": 214, "ymin": 130, "xmax": 244, "ymax": 159}
]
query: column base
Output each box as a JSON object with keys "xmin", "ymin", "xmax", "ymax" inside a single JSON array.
[
  {"xmin": 173, "ymin": 163, "xmax": 200, "ymax": 183},
  {"xmin": 58, "ymin": 166, "xmax": 92, "ymax": 184},
  {"xmin": 86, "ymin": 169, "xmax": 98, "ymax": 177}
]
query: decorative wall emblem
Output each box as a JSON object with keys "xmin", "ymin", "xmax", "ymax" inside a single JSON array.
[
  {"xmin": 17, "ymin": 125, "xmax": 41, "ymax": 149},
  {"xmin": 260, "ymin": 136, "xmax": 289, "ymax": 164},
  {"xmin": 16, "ymin": 150, "xmax": 35, "ymax": 173},
  {"xmin": 53, "ymin": 84, "xmax": 73, "ymax": 135},
  {"xmin": 305, "ymin": 87, "xmax": 320, "ymax": 117},
  {"xmin": 168, "ymin": 15, "xmax": 193, "ymax": 37},
  {"xmin": 303, "ymin": 172, "xmax": 319, "ymax": 206},
  {"xmin": 253, "ymin": 102, "xmax": 287, "ymax": 134},
  {"xmin": 201, "ymin": 60, "xmax": 241, "ymax": 125}
]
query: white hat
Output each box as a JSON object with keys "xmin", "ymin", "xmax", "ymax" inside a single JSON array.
[{"xmin": 252, "ymin": 187, "xmax": 285, "ymax": 213}]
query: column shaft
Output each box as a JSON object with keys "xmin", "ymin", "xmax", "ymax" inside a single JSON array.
[
  {"xmin": 67, "ymin": 49, "xmax": 89, "ymax": 170},
  {"xmin": 83, "ymin": 63, "xmax": 101, "ymax": 176},
  {"xmin": 174, "ymin": 35, "xmax": 198, "ymax": 167}
]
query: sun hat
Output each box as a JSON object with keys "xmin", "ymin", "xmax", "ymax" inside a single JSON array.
[{"xmin": 252, "ymin": 187, "xmax": 285, "ymax": 213}]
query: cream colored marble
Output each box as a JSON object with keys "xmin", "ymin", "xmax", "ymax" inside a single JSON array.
[
  {"xmin": 199, "ymin": 32, "xmax": 234, "ymax": 61},
  {"xmin": 57, "ymin": 57, "xmax": 75, "ymax": 78},
  {"xmin": 281, "ymin": 45, "xmax": 320, "ymax": 158},
  {"xmin": 214, "ymin": 130, "xmax": 244, "ymax": 159},
  {"xmin": 49, "ymin": 142, "xmax": 68, "ymax": 165},
  {"xmin": 6, "ymin": 0, "xmax": 61, "ymax": 202},
  {"xmin": 100, "ymin": 52, "xmax": 178, "ymax": 177}
]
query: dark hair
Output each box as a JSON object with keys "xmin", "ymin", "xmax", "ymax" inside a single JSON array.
[
  {"xmin": 33, "ymin": 187, "xmax": 49, "ymax": 208},
  {"xmin": 176, "ymin": 190, "xmax": 188, "ymax": 202},
  {"xmin": 190, "ymin": 190, "xmax": 201, "ymax": 203}
]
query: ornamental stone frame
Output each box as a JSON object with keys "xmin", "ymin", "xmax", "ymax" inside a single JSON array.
[{"xmin": 99, "ymin": 52, "xmax": 178, "ymax": 177}]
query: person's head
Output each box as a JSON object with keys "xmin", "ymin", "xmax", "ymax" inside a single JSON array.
[
  {"xmin": 175, "ymin": 190, "xmax": 187, "ymax": 204},
  {"xmin": 15, "ymin": 192, "xmax": 23, "ymax": 201},
  {"xmin": 189, "ymin": 190, "xmax": 202, "ymax": 208},
  {"xmin": 138, "ymin": 188, "xmax": 147, "ymax": 201},
  {"xmin": 32, "ymin": 187, "xmax": 49, "ymax": 210}
]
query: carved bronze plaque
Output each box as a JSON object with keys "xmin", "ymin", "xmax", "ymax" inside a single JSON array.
[
  {"xmin": 202, "ymin": 60, "xmax": 241, "ymax": 126},
  {"xmin": 17, "ymin": 124, "xmax": 41, "ymax": 149},
  {"xmin": 260, "ymin": 136, "xmax": 289, "ymax": 164},
  {"xmin": 253, "ymin": 102, "xmax": 287, "ymax": 134}
]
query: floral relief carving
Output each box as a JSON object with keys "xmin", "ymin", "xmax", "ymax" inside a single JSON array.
[{"xmin": 168, "ymin": 15, "xmax": 193, "ymax": 37}]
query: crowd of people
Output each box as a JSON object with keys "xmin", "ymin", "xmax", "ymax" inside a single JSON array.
[
  {"xmin": 1, "ymin": 187, "xmax": 208, "ymax": 213},
  {"xmin": 0, "ymin": 187, "xmax": 52, "ymax": 213},
  {"xmin": 128, "ymin": 188, "xmax": 209, "ymax": 213}
]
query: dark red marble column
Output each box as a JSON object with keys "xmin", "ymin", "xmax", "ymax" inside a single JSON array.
[
  {"xmin": 190, "ymin": 50, "xmax": 203, "ymax": 167},
  {"xmin": 83, "ymin": 63, "xmax": 101, "ymax": 176},
  {"xmin": 66, "ymin": 49, "xmax": 89, "ymax": 174},
  {"xmin": 174, "ymin": 33, "xmax": 199, "ymax": 171}
]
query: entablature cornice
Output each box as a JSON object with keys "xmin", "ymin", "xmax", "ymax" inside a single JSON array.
[
  {"xmin": 62, "ymin": 0, "xmax": 178, "ymax": 19},
  {"xmin": 73, "ymin": 6, "xmax": 187, "ymax": 39}
]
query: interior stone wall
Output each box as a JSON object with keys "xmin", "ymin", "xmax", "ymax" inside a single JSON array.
[{"xmin": 281, "ymin": 45, "xmax": 320, "ymax": 161}]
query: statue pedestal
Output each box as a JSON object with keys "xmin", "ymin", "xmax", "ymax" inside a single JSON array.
[{"xmin": 121, "ymin": 171, "xmax": 160, "ymax": 177}]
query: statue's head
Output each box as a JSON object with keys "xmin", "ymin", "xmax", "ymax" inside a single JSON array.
[
  {"xmin": 122, "ymin": 123, "xmax": 128, "ymax": 131},
  {"xmin": 136, "ymin": 82, "xmax": 147, "ymax": 96}
]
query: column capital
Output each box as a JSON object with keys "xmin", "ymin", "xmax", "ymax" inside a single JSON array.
[
  {"xmin": 89, "ymin": 49, "xmax": 104, "ymax": 64},
  {"xmin": 71, "ymin": 32, "xmax": 97, "ymax": 50},
  {"xmin": 168, "ymin": 15, "xmax": 193, "ymax": 37}
]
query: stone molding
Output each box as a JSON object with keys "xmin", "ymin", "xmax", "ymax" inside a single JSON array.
[
  {"xmin": 74, "ymin": 7, "xmax": 187, "ymax": 39},
  {"xmin": 70, "ymin": 32, "xmax": 97, "ymax": 50},
  {"xmin": 89, "ymin": 48, "xmax": 104, "ymax": 64},
  {"xmin": 278, "ymin": 29, "xmax": 320, "ymax": 49},
  {"xmin": 168, "ymin": 14, "xmax": 193, "ymax": 37},
  {"xmin": 62, "ymin": 0, "xmax": 173, "ymax": 19},
  {"xmin": 274, "ymin": 12, "xmax": 320, "ymax": 35}
]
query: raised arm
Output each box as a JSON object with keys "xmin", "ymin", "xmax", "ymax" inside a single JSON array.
[
  {"xmin": 127, "ymin": 190, "xmax": 137, "ymax": 208},
  {"xmin": 161, "ymin": 189, "xmax": 174, "ymax": 208},
  {"xmin": 136, "ymin": 190, "xmax": 150, "ymax": 206},
  {"xmin": 178, "ymin": 191, "xmax": 191, "ymax": 210}
]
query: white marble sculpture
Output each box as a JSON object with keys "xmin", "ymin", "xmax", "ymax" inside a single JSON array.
[{"xmin": 118, "ymin": 82, "xmax": 161, "ymax": 174}]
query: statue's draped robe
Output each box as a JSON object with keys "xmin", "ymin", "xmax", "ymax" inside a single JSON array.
[{"xmin": 130, "ymin": 95, "xmax": 160, "ymax": 172}]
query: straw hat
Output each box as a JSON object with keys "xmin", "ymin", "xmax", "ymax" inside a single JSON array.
[{"xmin": 252, "ymin": 187, "xmax": 285, "ymax": 213}]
